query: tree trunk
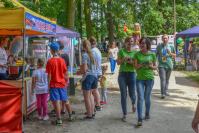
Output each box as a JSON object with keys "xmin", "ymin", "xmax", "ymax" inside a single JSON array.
[
  {"xmin": 106, "ymin": 0, "xmax": 114, "ymax": 44},
  {"xmin": 84, "ymin": 0, "xmax": 93, "ymax": 38},
  {"xmin": 66, "ymin": 0, "xmax": 76, "ymax": 30},
  {"xmin": 100, "ymin": 4, "xmax": 105, "ymax": 42},
  {"xmin": 77, "ymin": 0, "xmax": 83, "ymax": 38}
]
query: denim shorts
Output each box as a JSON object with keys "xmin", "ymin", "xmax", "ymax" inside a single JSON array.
[
  {"xmin": 50, "ymin": 88, "xmax": 68, "ymax": 101},
  {"xmin": 82, "ymin": 75, "xmax": 98, "ymax": 90}
]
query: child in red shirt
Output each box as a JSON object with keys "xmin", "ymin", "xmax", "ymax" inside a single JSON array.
[{"xmin": 46, "ymin": 42, "xmax": 73, "ymax": 125}]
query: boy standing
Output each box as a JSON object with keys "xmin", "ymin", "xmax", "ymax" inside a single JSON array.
[{"xmin": 46, "ymin": 42, "xmax": 73, "ymax": 126}]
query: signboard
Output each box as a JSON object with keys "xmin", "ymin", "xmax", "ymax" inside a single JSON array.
[
  {"xmin": 26, "ymin": 78, "xmax": 36, "ymax": 115},
  {"xmin": 25, "ymin": 12, "xmax": 56, "ymax": 34}
]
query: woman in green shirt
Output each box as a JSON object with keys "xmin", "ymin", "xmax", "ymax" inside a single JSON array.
[
  {"xmin": 117, "ymin": 36, "xmax": 137, "ymax": 122},
  {"xmin": 134, "ymin": 37, "xmax": 157, "ymax": 127}
]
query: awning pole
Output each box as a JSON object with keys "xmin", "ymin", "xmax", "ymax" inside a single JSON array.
[{"xmin": 21, "ymin": 28, "xmax": 26, "ymax": 133}]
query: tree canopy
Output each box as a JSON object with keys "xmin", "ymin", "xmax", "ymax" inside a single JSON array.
[{"xmin": 1, "ymin": 0, "xmax": 199, "ymax": 42}]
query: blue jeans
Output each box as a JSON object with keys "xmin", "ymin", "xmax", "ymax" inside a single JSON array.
[
  {"xmin": 158, "ymin": 67, "xmax": 172, "ymax": 95},
  {"xmin": 136, "ymin": 80, "xmax": 154, "ymax": 122},
  {"xmin": 118, "ymin": 72, "xmax": 136, "ymax": 115},
  {"xmin": 109, "ymin": 58, "xmax": 116, "ymax": 73},
  {"xmin": 0, "ymin": 73, "xmax": 7, "ymax": 80}
]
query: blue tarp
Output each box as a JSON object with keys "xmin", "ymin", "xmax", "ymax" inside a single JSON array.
[{"xmin": 176, "ymin": 25, "xmax": 199, "ymax": 38}]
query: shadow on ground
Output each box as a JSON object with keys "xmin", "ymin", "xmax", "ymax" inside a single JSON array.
[{"xmin": 175, "ymin": 76, "xmax": 199, "ymax": 88}]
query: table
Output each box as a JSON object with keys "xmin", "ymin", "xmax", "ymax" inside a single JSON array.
[{"xmin": 0, "ymin": 78, "xmax": 37, "ymax": 119}]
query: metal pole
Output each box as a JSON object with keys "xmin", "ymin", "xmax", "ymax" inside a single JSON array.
[
  {"xmin": 173, "ymin": 0, "xmax": 177, "ymax": 69},
  {"xmin": 21, "ymin": 28, "xmax": 25, "ymax": 133}
]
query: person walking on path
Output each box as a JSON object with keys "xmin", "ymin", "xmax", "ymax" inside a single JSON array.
[
  {"xmin": 46, "ymin": 42, "xmax": 74, "ymax": 126},
  {"xmin": 80, "ymin": 40, "xmax": 98, "ymax": 119},
  {"xmin": 156, "ymin": 34, "xmax": 176, "ymax": 99},
  {"xmin": 89, "ymin": 37, "xmax": 102, "ymax": 111},
  {"xmin": 32, "ymin": 59, "xmax": 49, "ymax": 121},
  {"xmin": 117, "ymin": 37, "xmax": 137, "ymax": 122},
  {"xmin": 108, "ymin": 42, "xmax": 119, "ymax": 74},
  {"xmin": 134, "ymin": 37, "xmax": 157, "ymax": 127}
]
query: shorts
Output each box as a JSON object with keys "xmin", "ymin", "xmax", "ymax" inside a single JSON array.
[
  {"xmin": 50, "ymin": 88, "xmax": 68, "ymax": 101},
  {"xmin": 82, "ymin": 75, "xmax": 98, "ymax": 90}
]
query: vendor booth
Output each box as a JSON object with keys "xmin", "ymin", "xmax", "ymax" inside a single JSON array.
[
  {"xmin": 176, "ymin": 26, "xmax": 199, "ymax": 70},
  {"xmin": 0, "ymin": 1, "xmax": 56, "ymax": 132}
]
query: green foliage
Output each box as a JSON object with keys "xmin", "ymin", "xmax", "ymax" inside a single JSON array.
[
  {"xmin": 183, "ymin": 71, "xmax": 199, "ymax": 84},
  {"xmin": 3, "ymin": 0, "xmax": 198, "ymax": 41},
  {"xmin": 0, "ymin": 0, "xmax": 15, "ymax": 8}
]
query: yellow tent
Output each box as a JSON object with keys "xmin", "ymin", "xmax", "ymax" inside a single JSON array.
[{"xmin": 0, "ymin": 0, "xmax": 56, "ymax": 35}]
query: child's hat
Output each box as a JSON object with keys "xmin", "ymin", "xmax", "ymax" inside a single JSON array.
[{"xmin": 48, "ymin": 42, "xmax": 60, "ymax": 51}]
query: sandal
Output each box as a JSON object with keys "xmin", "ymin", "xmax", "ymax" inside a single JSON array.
[
  {"xmin": 51, "ymin": 119, "xmax": 63, "ymax": 126},
  {"xmin": 83, "ymin": 116, "xmax": 94, "ymax": 120}
]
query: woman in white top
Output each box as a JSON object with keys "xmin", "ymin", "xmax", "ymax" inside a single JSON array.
[
  {"xmin": 0, "ymin": 37, "xmax": 9, "ymax": 80},
  {"xmin": 108, "ymin": 42, "xmax": 119, "ymax": 74}
]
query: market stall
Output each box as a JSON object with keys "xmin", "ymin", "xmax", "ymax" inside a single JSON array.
[
  {"xmin": 176, "ymin": 26, "xmax": 199, "ymax": 70},
  {"xmin": 0, "ymin": 1, "xmax": 56, "ymax": 132}
]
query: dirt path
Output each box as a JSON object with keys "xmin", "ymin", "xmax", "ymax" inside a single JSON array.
[{"xmin": 24, "ymin": 65, "xmax": 199, "ymax": 133}]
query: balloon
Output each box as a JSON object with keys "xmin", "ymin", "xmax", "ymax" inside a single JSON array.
[
  {"xmin": 72, "ymin": 38, "xmax": 78, "ymax": 46},
  {"xmin": 176, "ymin": 37, "xmax": 183, "ymax": 44}
]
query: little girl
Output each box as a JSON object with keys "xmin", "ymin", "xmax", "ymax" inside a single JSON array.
[
  {"xmin": 32, "ymin": 58, "xmax": 49, "ymax": 120},
  {"xmin": 100, "ymin": 65, "xmax": 108, "ymax": 105},
  {"xmin": 132, "ymin": 23, "xmax": 141, "ymax": 45}
]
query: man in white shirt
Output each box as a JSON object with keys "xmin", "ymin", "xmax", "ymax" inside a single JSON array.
[{"xmin": 89, "ymin": 37, "xmax": 102, "ymax": 111}]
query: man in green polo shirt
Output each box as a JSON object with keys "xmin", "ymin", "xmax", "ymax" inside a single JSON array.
[{"xmin": 156, "ymin": 34, "xmax": 176, "ymax": 99}]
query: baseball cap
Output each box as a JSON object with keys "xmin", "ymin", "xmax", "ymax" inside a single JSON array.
[{"xmin": 48, "ymin": 42, "xmax": 60, "ymax": 51}]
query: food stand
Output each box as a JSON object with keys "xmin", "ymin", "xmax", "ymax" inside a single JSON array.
[{"xmin": 0, "ymin": 0, "xmax": 56, "ymax": 132}]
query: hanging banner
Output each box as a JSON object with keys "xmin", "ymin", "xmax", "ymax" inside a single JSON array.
[{"xmin": 25, "ymin": 12, "xmax": 56, "ymax": 34}]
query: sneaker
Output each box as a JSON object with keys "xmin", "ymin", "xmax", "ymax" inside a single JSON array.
[
  {"xmin": 161, "ymin": 95, "xmax": 165, "ymax": 99},
  {"xmin": 100, "ymin": 101, "xmax": 104, "ymax": 105},
  {"xmin": 100, "ymin": 101, "xmax": 107, "ymax": 105},
  {"xmin": 136, "ymin": 121, "xmax": 142, "ymax": 127},
  {"xmin": 83, "ymin": 116, "xmax": 94, "ymax": 120},
  {"xmin": 95, "ymin": 105, "xmax": 102, "ymax": 111},
  {"xmin": 68, "ymin": 114, "xmax": 75, "ymax": 121},
  {"xmin": 50, "ymin": 110, "xmax": 55, "ymax": 114},
  {"xmin": 43, "ymin": 115, "xmax": 49, "ymax": 121},
  {"xmin": 144, "ymin": 115, "xmax": 150, "ymax": 120},
  {"xmin": 51, "ymin": 119, "xmax": 63, "ymax": 126},
  {"xmin": 165, "ymin": 92, "xmax": 170, "ymax": 96},
  {"xmin": 61, "ymin": 111, "xmax": 66, "ymax": 114},
  {"xmin": 121, "ymin": 115, "xmax": 126, "ymax": 122},
  {"xmin": 37, "ymin": 115, "xmax": 43, "ymax": 120}
]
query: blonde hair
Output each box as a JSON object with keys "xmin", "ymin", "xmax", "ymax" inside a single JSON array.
[
  {"xmin": 134, "ymin": 23, "xmax": 141, "ymax": 31},
  {"xmin": 82, "ymin": 40, "xmax": 95, "ymax": 64},
  {"xmin": 162, "ymin": 34, "xmax": 168, "ymax": 39}
]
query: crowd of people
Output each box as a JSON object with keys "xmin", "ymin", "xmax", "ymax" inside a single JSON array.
[
  {"xmin": 29, "ymin": 33, "xmax": 178, "ymax": 128},
  {"xmin": 1, "ymin": 29, "xmax": 198, "ymax": 132}
]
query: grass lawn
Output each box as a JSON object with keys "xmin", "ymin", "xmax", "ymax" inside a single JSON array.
[{"xmin": 183, "ymin": 71, "xmax": 199, "ymax": 83}]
